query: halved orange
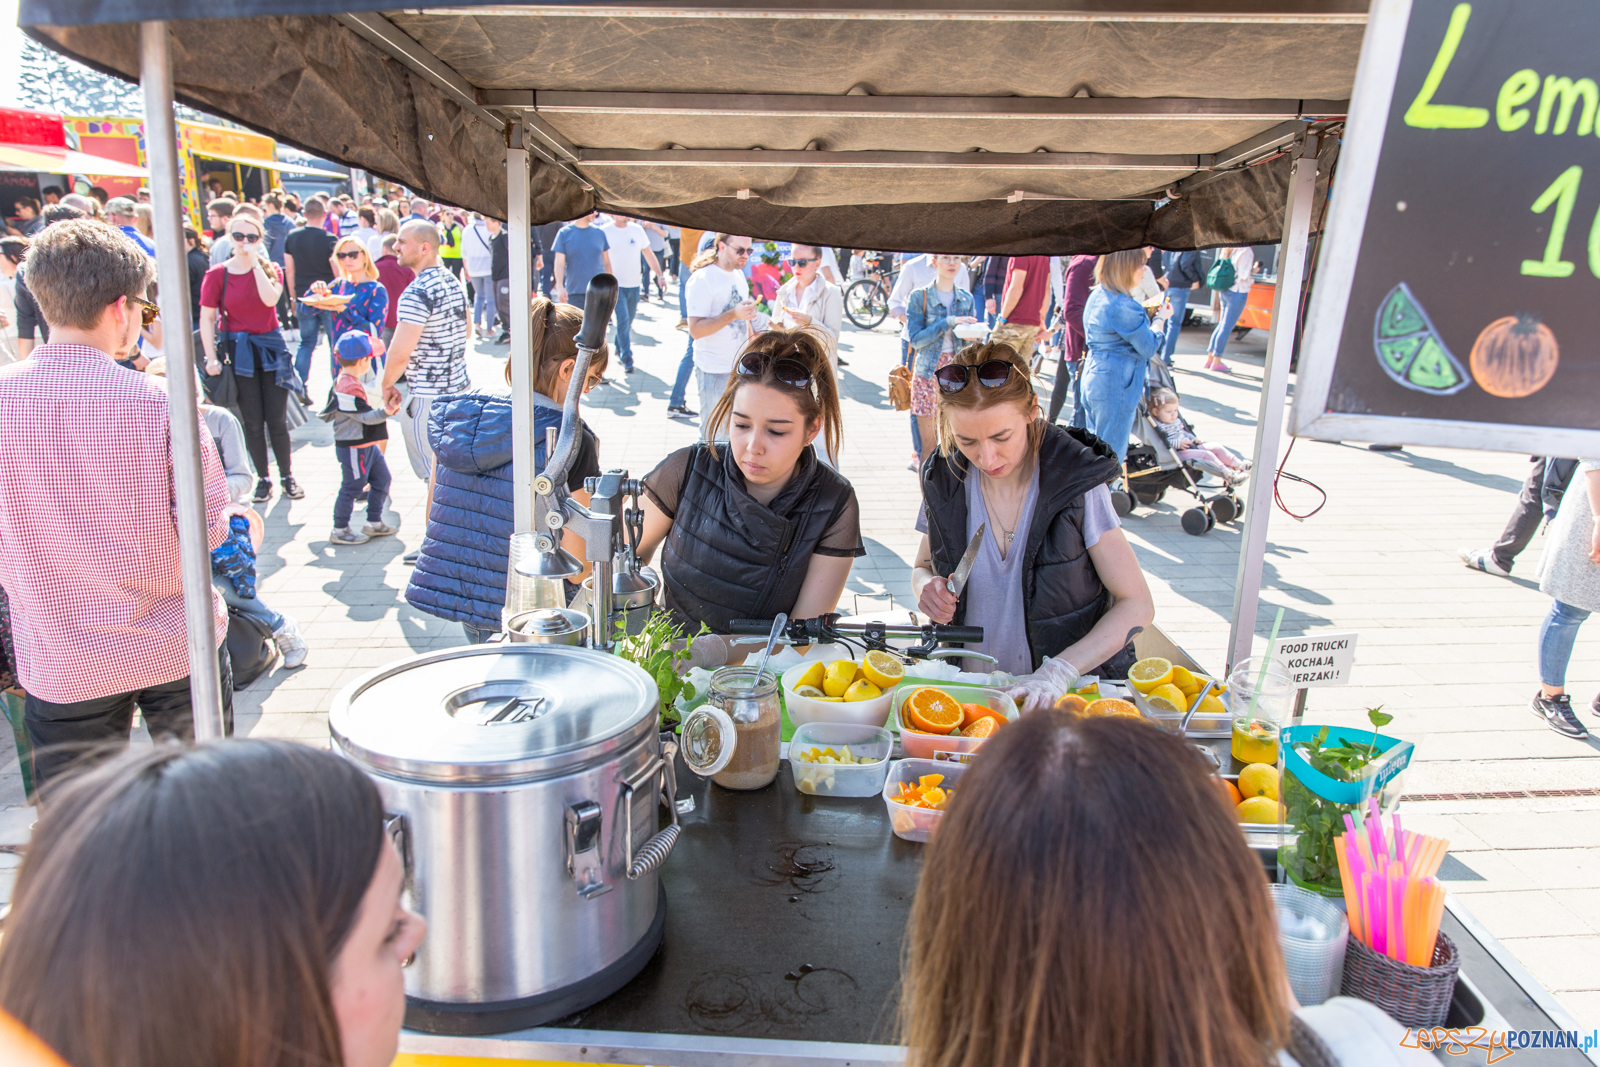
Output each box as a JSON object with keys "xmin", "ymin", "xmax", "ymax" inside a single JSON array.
[
  {"xmin": 961, "ymin": 715, "xmax": 1000, "ymax": 738},
  {"xmin": 1055, "ymin": 693, "xmax": 1091, "ymax": 716},
  {"xmin": 1083, "ymin": 698, "xmax": 1140, "ymax": 718},
  {"xmin": 959, "ymin": 702, "xmax": 994, "ymax": 727},
  {"xmin": 903, "ymin": 687, "xmax": 963, "ymax": 735}
]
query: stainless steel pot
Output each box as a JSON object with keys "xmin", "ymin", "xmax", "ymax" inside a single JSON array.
[
  {"xmin": 329, "ymin": 644, "xmax": 678, "ymax": 1035},
  {"xmin": 505, "ymin": 607, "xmax": 589, "ymax": 645}
]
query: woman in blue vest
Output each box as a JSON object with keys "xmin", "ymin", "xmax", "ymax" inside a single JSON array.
[
  {"xmin": 405, "ymin": 299, "xmax": 604, "ymax": 642},
  {"xmin": 910, "ymin": 343, "xmax": 1154, "ymax": 710},
  {"xmin": 635, "ymin": 328, "xmax": 864, "ymax": 669}
]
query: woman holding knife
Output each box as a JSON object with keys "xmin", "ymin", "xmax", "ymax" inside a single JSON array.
[{"xmin": 910, "ymin": 343, "xmax": 1155, "ymax": 710}]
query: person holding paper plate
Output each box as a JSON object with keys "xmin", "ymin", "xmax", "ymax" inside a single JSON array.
[
  {"xmin": 910, "ymin": 343, "xmax": 1154, "ymax": 711},
  {"xmin": 904, "ymin": 254, "xmax": 978, "ymax": 467}
]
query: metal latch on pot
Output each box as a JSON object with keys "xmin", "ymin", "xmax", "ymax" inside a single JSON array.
[{"xmin": 564, "ymin": 801, "xmax": 611, "ymax": 899}]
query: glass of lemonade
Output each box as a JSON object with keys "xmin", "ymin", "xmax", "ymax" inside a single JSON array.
[{"xmin": 1226, "ymin": 657, "xmax": 1294, "ymax": 764}]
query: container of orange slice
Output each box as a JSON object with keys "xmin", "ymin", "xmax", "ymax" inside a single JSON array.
[
  {"xmin": 888, "ymin": 683, "xmax": 1014, "ymax": 760},
  {"xmin": 882, "ymin": 758, "xmax": 970, "ymax": 842}
]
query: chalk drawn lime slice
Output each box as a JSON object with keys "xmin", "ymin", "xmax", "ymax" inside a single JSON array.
[
  {"xmin": 1406, "ymin": 336, "xmax": 1465, "ymax": 391},
  {"xmin": 1377, "ymin": 284, "xmax": 1428, "ymax": 338},
  {"xmin": 1371, "ymin": 283, "xmax": 1471, "ymax": 395}
]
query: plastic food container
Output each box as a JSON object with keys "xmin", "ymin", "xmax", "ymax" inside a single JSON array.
[
  {"xmin": 788, "ymin": 722, "xmax": 894, "ymax": 797},
  {"xmin": 1128, "ymin": 685, "xmax": 1232, "ymax": 738},
  {"xmin": 882, "ymin": 758, "xmax": 969, "ymax": 843},
  {"xmin": 781, "ymin": 660, "xmax": 895, "ymax": 728},
  {"xmin": 888, "ymin": 682, "xmax": 1014, "ymax": 759}
]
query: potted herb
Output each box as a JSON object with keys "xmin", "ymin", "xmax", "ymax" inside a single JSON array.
[
  {"xmin": 613, "ymin": 613, "xmax": 707, "ymax": 732},
  {"xmin": 1280, "ymin": 707, "xmax": 1408, "ymax": 897}
]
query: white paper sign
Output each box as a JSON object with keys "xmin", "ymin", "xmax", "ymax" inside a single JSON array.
[{"xmin": 1271, "ymin": 632, "xmax": 1358, "ymax": 688}]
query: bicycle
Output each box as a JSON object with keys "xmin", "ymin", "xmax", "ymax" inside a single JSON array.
[{"xmin": 844, "ymin": 267, "xmax": 900, "ymax": 330}]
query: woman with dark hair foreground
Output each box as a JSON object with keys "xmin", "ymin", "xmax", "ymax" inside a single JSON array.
[
  {"xmin": 0, "ymin": 739, "xmax": 426, "ymax": 1067},
  {"xmin": 903, "ymin": 711, "xmax": 1434, "ymax": 1067}
]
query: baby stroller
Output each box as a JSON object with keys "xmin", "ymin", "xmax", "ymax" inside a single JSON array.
[{"xmin": 1109, "ymin": 359, "xmax": 1248, "ymax": 536}]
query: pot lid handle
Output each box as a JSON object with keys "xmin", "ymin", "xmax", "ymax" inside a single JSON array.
[{"xmin": 679, "ymin": 706, "xmax": 736, "ymax": 777}]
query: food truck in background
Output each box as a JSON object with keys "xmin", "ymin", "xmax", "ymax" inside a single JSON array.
[{"xmin": 0, "ymin": 106, "xmax": 150, "ymax": 224}]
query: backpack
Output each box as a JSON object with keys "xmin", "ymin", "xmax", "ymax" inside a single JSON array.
[
  {"xmin": 226, "ymin": 607, "xmax": 275, "ymax": 689},
  {"xmin": 1205, "ymin": 255, "xmax": 1236, "ymax": 291}
]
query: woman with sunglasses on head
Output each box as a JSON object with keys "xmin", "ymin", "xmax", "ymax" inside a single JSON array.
[
  {"xmin": 905, "ymin": 253, "xmax": 978, "ymax": 467},
  {"xmin": 310, "ymin": 237, "xmax": 389, "ymax": 378},
  {"xmin": 200, "ymin": 212, "xmax": 307, "ymax": 502},
  {"xmin": 637, "ymin": 329, "xmax": 863, "ymax": 669},
  {"xmin": 911, "ymin": 343, "xmax": 1154, "ymax": 709}
]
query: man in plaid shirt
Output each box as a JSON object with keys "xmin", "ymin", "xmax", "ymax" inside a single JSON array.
[{"xmin": 0, "ymin": 220, "xmax": 233, "ymax": 791}]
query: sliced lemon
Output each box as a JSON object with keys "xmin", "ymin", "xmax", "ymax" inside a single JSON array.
[
  {"xmin": 794, "ymin": 661, "xmax": 826, "ymax": 691},
  {"xmin": 822, "ymin": 659, "xmax": 857, "ymax": 697},
  {"xmin": 844, "ymin": 679, "xmax": 883, "ymax": 702},
  {"xmin": 1170, "ymin": 665, "xmax": 1200, "ymax": 696},
  {"xmin": 1196, "ymin": 693, "xmax": 1226, "ymax": 719},
  {"xmin": 794, "ymin": 685, "xmax": 826, "ymax": 699},
  {"xmin": 861, "ymin": 649, "xmax": 905, "ymax": 689},
  {"xmin": 813, "ymin": 695, "xmax": 844, "ymax": 703},
  {"xmin": 1145, "ymin": 683, "xmax": 1188, "ymax": 714},
  {"xmin": 1128, "ymin": 657, "xmax": 1173, "ymax": 694}
]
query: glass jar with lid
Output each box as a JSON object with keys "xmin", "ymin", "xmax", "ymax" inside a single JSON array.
[{"xmin": 680, "ymin": 665, "xmax": 782, "ymax": 790}]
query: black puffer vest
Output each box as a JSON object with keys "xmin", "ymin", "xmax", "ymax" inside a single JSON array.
[
  {"xmin": 661, "ymin": 444, "xmax": 854, "ymax": 634},
  {"xmin": 922, "ymin": 424, "xmax": 1136, "ymax": 678}
]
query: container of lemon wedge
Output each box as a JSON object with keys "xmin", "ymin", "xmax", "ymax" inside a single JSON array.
[
  {"xmin": 781, "ymin": 650, "xmax": 902, "ymax": 728},
  {"xmin": 1124, "ymin": 656, "xmax": 1232, "ymax": 737},
  {"xmin": 789, "ymin": 722, "xmax": 893, "ymax": 796}
]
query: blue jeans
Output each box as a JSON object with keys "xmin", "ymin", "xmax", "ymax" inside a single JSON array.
[
  {"xmin": 295, "ymin": 302, "xmax": 336, "ymax": 383},
  {"xmin": 613, "ymin": 286, "xmax": 640, "ymax": 367},
  {"xmin": 902, "ymin": 340, "xmax": 922, "ymax": 456},
  {"xmin": 670, "ymin": 336, "xmax": 695, "ymax": 408},
  {"xmin": 678, "ymin": 262, "xmax": 689, "ymax": 319},
  {"xmin": 1538, "ymin": 600, "xmax": 1591, "ymax": 688},
  {"xmin": 471, "ymin": 275, "xmax": 495, "ymax": 331},
  {"xmin": 1080, "ymin": 354, "xmax": 1148, "ymax": 463},
  {"xmin": 1161, "ymin": 287, "xmax": 1192, "ymax": 363},
  {"xmin": 214, "ymin": 577, "xmax": 282, "ymax": 633},
  {"xmin": 463, "ymin": 623, "xmax": 496, "ymax": 644},
  {"xmin": 1208, "ymin": 288, "xmax": 1249, "ymax": 360}
]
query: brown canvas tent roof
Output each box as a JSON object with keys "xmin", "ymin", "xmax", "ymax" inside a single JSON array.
[{"xmin": 20, "ymin": 1, "xmax": 1357, "ymax": 252}]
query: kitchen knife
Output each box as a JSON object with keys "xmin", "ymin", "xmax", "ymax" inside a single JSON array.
[{"xmin": 944, "ymin": 522, "xmax": 986, "ymax": 598}]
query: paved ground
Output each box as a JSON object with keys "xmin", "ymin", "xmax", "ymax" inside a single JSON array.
[{"xmin": 1, "ymin": 280, "xmax": 1596, "ymax": 1028}]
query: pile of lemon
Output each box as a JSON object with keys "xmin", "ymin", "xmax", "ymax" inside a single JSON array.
[
  {"xmin": 790, "ymin": 650, "xmax": 903, "ymax": 703},
  {"xmin": 1128, "ymin": 656, "xmax": 1226, "ymax": 718},
  {"xmin": 1224, "ymin": 763, "xmax": 1284, "ymax": 824}
]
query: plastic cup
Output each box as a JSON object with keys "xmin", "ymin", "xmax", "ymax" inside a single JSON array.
[
  {"xmin": 1227, "ymin": 657, "xmax": 1293, "ymax": 764},
  {"xmin": 502, "ymin": 533, "xmax": 570, "ymax": 631},
  {"xmin": 1270, "ymin": 883, "xmax": 1349, "ymax": 1006}
]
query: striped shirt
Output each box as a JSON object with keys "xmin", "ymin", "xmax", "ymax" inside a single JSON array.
[
  {"xmin": 0, "ymin": 345, "xmax": 231, "ymax": 702},
  {"xmin": 396, "ymin": 265, "xmax": 470, "ymax": 397}
]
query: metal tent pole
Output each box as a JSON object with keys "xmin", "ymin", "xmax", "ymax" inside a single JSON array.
[
  {"xmin": 140, "ymin": 21, "xmax": 226, "ymax": 737},
  {"xmin": 506, "ymin": 120, "xmax": 535, "ymax": 533},
  {"xmin": 1226, "ymin": 134, "xmax": 1320, "ymax": 672}
]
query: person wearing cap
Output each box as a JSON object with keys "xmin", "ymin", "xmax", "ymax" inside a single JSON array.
[
  {"xmin": 106, "ymin": 197, "xmax": 156, "ymax": 259},
  {"xmin": 321, "ymin": 331, "xmax": 399, "ymax": 545}
]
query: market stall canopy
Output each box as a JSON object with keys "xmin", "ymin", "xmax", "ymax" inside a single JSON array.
[
  {"xmin": 188, "ymin": 148, "xmax": 346, "ymax": 178},
  {"xmin": 0, "ymin": 142, "xmax": 150, "ymax": 177},
  {"xmin": 19, "ymin": 1, "xmax": 1357, "ymax": 253}
]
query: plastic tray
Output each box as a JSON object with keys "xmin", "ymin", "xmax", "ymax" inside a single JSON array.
[
  {"xmin": 882, "ymin": 758, "xmax": 968, "ymax": 843},
  {"xmin": 1122, "ymin": 682, "xmax": 1233, "ymax": 738},
  {"xmin": 888, "ymin": 682, "xmax": 1014, "ymax": 759},
  {"xmin": 789, "ymin": 722, "xmax": 894, "ymax": 797}
]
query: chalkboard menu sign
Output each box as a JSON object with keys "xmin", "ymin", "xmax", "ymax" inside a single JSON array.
[{"xmin": 1293, "ymin": 0, "xmax": 1600, "ymax": 456}]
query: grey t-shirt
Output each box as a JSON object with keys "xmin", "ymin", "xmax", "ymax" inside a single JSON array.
[{"xmin": 917, "ymin": 467, "xmax": 1120, "ymax": 676}]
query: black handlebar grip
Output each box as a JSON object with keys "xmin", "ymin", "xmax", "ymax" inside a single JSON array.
[
  {"xmin": 935, "ymin": 625, "xmax": 985, "ymax": 643},
  {"xmin": 576, "ymin": 274, "xmax": 619, "ymax": 351},
  {"xmin": 727, "ymin": 619, "xmax": 775, "ymax": 636}
]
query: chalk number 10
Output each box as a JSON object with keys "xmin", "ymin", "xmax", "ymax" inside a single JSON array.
[{"xmin": 1521, "ymin": 165, "xmax": 1600, "ymax": 278}]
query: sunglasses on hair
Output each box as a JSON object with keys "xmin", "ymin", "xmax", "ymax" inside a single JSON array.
[
  {"xmin": 737, "ymin": 351, "xmax": 813, "ymax": 391},
  {"xmin": 129, "ymin": 295, "xmax": 160, "ymax": 326},
  {"xmin": 335, "ymin": 250, "xmax": 365, "ymax": 260},
  {"xmin": 935, "ymin": 359, "xmax": 1016, "ymax": 394},
  {"xmin": 229, "ymin": 231, "xmax": 262, "ymax": 243}
]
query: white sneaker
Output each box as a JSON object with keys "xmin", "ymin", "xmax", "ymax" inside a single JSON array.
[
  {"xmin": 331, "ymin": 526, "xmax": 370, "ymax": 545},
  {"xmin": 362, "ymin": 521, "xmax": 397, "ymax": 537},
  {"xmin": 272, "ymin": 614, "xmax": 308, "ymax": 669},
  {"xmin": 1458, "ymin": 547, "xmax": 1510, "ymax": 578}
]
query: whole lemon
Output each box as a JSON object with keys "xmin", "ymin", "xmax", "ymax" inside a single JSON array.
[
  {"xmin": 822, "ymin": 659, "xmax": 857, "ymax": 697},
  {"xmin": 1237, "ymin": 796, "xmax": 1284, "ymax": 824},
  {"xmin": 1237, "ymin": 763, "xmax": 1280, "ymax": 802},
  {"xmin": 844, "ymin": 679, "xmax": 883, "ymax": 703}
]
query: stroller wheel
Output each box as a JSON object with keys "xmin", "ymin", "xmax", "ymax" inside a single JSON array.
[
  {"xmin": 1181, "ymin": 507, "xmax": 1211, "ymax": 536},
  {"xmin": 1110, "ymin": 489, "xmax": 1134, "ymax": 517},
  {"xmin": 1208, "ymin": 494, "xmax": 1239, "ymax": 524}
]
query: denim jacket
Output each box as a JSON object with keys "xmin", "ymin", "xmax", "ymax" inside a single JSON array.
[
  {"xmin": 906, "ymin": 283, "xmax": 975, "ymax": 376},
  {"xmin": 1082, "ymin": 286, "xmax": 1163, "ymax": 365},
  {"xmin": 227, "ymin": 328, "xmax": 307, "ymax": 398}
]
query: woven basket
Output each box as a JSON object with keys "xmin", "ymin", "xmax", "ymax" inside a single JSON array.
[{"xmin": 1339, "ymin": 932, "xmax": 1459, "ymax": 1027}]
